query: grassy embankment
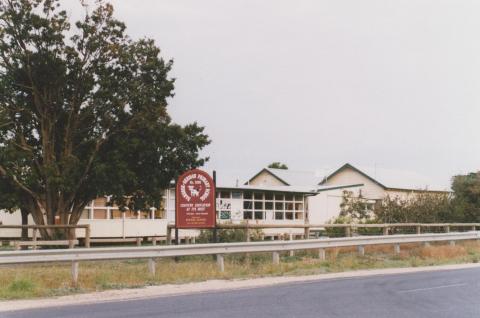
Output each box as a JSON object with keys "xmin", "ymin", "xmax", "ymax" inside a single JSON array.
[{"xmin": 1, "ymin": 241, "xmax": 480, "ymax": 300}]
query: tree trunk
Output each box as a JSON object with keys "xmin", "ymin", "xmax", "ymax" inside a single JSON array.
[{"xmin": 20, "ymin": 208, "xmax": 29, "ymax": 250}]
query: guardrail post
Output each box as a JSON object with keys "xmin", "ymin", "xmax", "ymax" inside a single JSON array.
[
  {"xmin": 85, "ymin": 226, "xmax": 91, "ymax": 248},
  {"xmin": 318, "ymin": 248, "xmax": 326, "ymax": 261},
  {"xmin": 416, "ymin": 226, "xmax": 421, "ymax": 234},
  {"xmin": 32, "ymin": 228, "xmax": 38, "ymax": 250},
  {"xmin": 71, "ymin": 261, "xmax": 79, "ymax": 286},
  {"xmin": 289, "ymin": 233, "xmax": 294, "ymax": 257},
  {"xmin": 394, "ymin": 244, "xmax": 400, "ymax": 255},
  {"xmin": 449, "ymin": 240, "xmax": 455, "ymax": 246},
  {"xmin": 357, "ymin": 245, "xmax": 365, "ymax": 256},
  {"xmin": 472, "ymin": 226, "xmax": 476, "ymax": 231},
  {"xmin": 272, "ymin": 252, "xmax": 280, "ymax": 265},
  {"xmin": 383, "ymin": 227, "xmax": 389, "ymax": 236},
  {"xmin": 166, "ymin": 227, "xmax": 172, "ymax": 245},
  {"xmin": 152, "ymin": 237, "xmax": 157, "ymax": 246},
  {"xmin": 216, "ymin": 254, "xmax": 225, "ymax": 272},
  {"xmin": 345, "ymin": 226, "xmax": 351, "ymax": 237},
  {"xmin": 304, "ymin": 226, "xmax": 310, "ymax": 240},
  {"xmin": 444, "ymin": 225, "xmax": 450, "ymax": 233},
  {"xmin": 148, "ymin": 258, "xmax": 156, "ymax": 277},
  {"xmin": 136, "ymin": 238, "xmax": 142, "ymax": 247},
  {"xmin": 68, "ymin": 239, "xmax": 75, "ymax": 249}
]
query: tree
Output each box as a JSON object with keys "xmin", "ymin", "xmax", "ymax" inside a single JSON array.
[
  {"xmin": 268, "ymin": 162, "xmax": 288, "ymax": 170},
  {"xmin": 451, "ymin": 172, "xmax": 480, "ymax": 222},
  {"xmin": 0, "ymin": 0, "xmax": 210, "ymax": 238}
]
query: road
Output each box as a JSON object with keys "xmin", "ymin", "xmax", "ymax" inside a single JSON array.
[{"xmin": 2, "ymin": 267, "xmax": 480, "ymax": 318}]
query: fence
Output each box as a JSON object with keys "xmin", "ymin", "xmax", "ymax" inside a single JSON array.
[
  {"xmin": 0, "ymin": 224, "xmax": 91, "ymax": 248},
  {"xmin": 1, "ymin": 231, "xmax": 479, "ymax": 284}
]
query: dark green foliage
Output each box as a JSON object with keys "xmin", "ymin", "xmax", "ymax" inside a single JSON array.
[
  {"xmin": 451, "ymin": 172, "xmax": 480, "ymax": 222},
  {"xmin": 267, "ymin": 162, "xmax": 288, "ymax": 170},
  {"xmin": 0, "ymin": 0, "xmax": 209, "ymax": 236},
  {"xmin": 197, "ymin": 226, "xmax": 264, "ymax": 243}
]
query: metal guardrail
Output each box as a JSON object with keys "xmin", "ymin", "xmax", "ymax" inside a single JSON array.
[
  {"xmin": 167, "ymin": 223, "xmax": 480, "ymax": 243},
  {"xmin": 1, "ymin": 231, "xmax": 479, "ymax": 284}
]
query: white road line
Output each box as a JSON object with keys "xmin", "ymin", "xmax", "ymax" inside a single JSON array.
[{"xmin": 398, "ymin": 283, "xmax": 467, "ymax": 293}]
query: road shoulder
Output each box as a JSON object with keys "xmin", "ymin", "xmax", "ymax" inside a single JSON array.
[{"xmin": 1, "ymin": 262, "xmax": 480, "ymax": 312}]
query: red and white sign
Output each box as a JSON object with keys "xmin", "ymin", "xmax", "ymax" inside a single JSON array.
[{"xmin": 175, "ymin": 169, "xmax": 216, "ymax": 229}]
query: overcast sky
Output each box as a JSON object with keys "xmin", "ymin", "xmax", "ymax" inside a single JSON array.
[{"xmin": 67, "ymin": 1, "xmax": 480, "ymax": 187}]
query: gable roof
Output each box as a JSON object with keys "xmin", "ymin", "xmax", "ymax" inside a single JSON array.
[
  {"xmin": 320, "ymin": 163, "xmax": 451, "ymax": 192},
  {"xmin": 245, "ymin": 168, "xmax": 290, "ymax": 186},
  {"xmin": 320, "ymin": 163, "xmax": 387, "ymax": 188}
]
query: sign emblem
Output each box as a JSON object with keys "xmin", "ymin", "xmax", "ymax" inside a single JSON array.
[{"xmin": 176, "ymin": 169, "xmax": 216, "ymax": 229}]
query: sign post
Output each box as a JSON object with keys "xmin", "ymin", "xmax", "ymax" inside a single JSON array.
[{"xmin": 175, "ymin": 169, "xmax": 216, "ymax": 241}]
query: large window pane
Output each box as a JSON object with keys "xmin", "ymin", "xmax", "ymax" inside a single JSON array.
[
  {"xmin": 285, "ymin": 194, "xmax": 294, "ymax": 201},
  {"xmin": 274, "ymin": 194, "xmax": 284, "ymax": 201},
  {"xmin": 275, "ymin": 202, "xmax": 284, "ymax": 210},
  {"xmin": 243, "ymin": 201, "xmax": 253, "ymax": 210},
  {"xmin": 295, "ymin": 203, "xmax": 304, "ymax": 211},
  {"xmin": 265, "ymin": 202, "xmax": 273, "ymax": 210},
  {"xmin": 285, "ymin": 203, "xmax": 294, "ymax": 211},
  {"xmin": 254, "ymin": 211, "xmax": 264, "ymax": 220},
  {"xmin": 265, "ymin": 192, "xmax": 273, "ymax": 200},
  {"xmin": 244, "ymin": 192, "xmax": 252, "ymax": 199},
  {"xmin": 243, "ymin": 211, "xmax": 253, "ymax": 220},
  {"xmin": 93, "ymin": 209, "xmax": 107, "ymax": 219},
  {"xmin": 254, "ymin": 193, "xmax": 263, "ymax": 200},
  {"xmin": 254, "ymin": 201, "xmax": 263, "ymax": 210},
  {"xmin": 220, "ymin": 191, "xmax": 230, "ymax": 198},
  {"xmin": 111, "ymin": 209, "xmax": 123, "ymax": 219},
  {"xmin": 285, "ymin": 212, "xmax": 294, "ymax": 220},
  {"xmin": 275, "ymin": 212, "xmax": 284, "ymax": 220}
]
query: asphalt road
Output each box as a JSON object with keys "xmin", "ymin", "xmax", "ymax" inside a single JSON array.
[{"xmin": 3, "ymin": 267, "xmax": 480, "ymax": 318}]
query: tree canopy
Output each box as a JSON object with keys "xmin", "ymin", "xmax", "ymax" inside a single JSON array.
[
  {"xmin": 0, "ymin": 0, "xmax": 209, "ymax": 236},
  {"xmin": 268, "ymin": 162, "xmax": 288, "ymax": 170}
]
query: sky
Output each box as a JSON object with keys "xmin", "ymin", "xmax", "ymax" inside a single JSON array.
[{"xmin": 65, "ymin": 0, "xmax": 480, "ymax": 188}]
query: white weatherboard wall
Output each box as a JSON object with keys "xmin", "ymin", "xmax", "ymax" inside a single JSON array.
[
  {"xmin": 323, "ymin": 167, "xmax": 385, "ymax": 200},
  {"xmin": 308, "ymin": 189, "xmax": 347, "ymax": 224}
]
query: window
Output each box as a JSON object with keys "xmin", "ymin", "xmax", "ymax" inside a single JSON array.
[
  {"xmin": 254, "ymin": 193, "xmax": 263, "ymax": 200},
  {"xmin": 254, "ymin": 201, "xmax": 263, "ymax": 210},
  {"xmin": 265, "ymin": 192, "xmax": 273, "ymax": 200},
  {"xmin": 93, "ymin": 209, "xmax": 107, "ymax": 219},
  {"xmin": 111, "ymin": 209, "xmax": 123, "ymax": 219},
  {"xmin": 285, "ymin": 203, "xmax": 294, "ymax": 211},
  {"xmin": 285, "ymin": 194, "xmax": 293, "ymax": 201},
  {"xmin": 81, "ymin": 209, "xmax": 90, "ymax": 219},
  {"xmin": 220, "ymin": 191, "xmax": 231, "ymax": 198},
  {"xmin": 243, "ymin": 211, "xmax": 253, "ymax": 220},
  {"xmin": 275, "ymin": 202, "xmax": 284, "ymax": 210},
  {"xmin": 295, "ymin": 203, "xmax": 304, "ymax": 210},
  {"xmin": 220, "ymin": 211, "xmax": 231, "ymax": 220},
  {"xmin": 295, "ymin": 212, "xmax": 304, "ymax": 220},
  {"xmin": 295, "ymin": 195, "xmax": 303, "ymax": 201},
  {"xmin": 274, "ymin": 194, "xmax": 284, "ymax": 201},
  {"xmin": 154, "ymin": 209, "xmax": 166, "ymax": 219},
  {"xmin": 265, "ymin": 202, "xmax": 273, "ymax": 210},
  {"xmin": 243, "ymin": 201, "xmax": 253, "ymax": 210},
  {"xmin": 232, "ymin": 192, "xmax": 242, "ymax": 199},
  {"xmin": 275, "ymin": 212, "xmax": 284, "ymax": 220},
  {"xmin": 285, "ymin": 212, "xmax": 294, "ymax": 220},
  {"xmin": 244, "ymin": 192, "xmax": 252, "ymax": 199},
  {"xmin": 139, "ymin": 211, "xmax": 150, "ymax": 219},
  {"xmin": 254, "ymin": 211, "xmax": 264, "ymax": 220},
  {"xmin": 125, "ymin": 210, "xmax": 138, "ymax": 219}
]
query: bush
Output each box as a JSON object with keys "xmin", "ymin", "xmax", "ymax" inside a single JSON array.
[{"xmin": 196, "ymin": 223, "xmax": 263, "ymax": 243}]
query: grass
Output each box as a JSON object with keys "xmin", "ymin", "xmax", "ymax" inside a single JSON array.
[{"xmin": 1, "ymin": 241, "xmax": 480, "ymax": 300}]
